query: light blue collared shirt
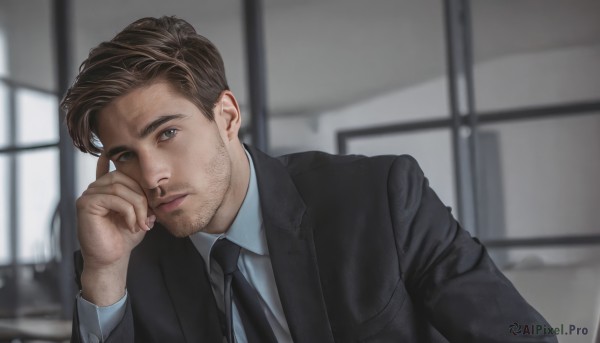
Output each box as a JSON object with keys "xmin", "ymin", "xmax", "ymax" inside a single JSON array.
[{"xmin": 77, "ymin": 149, "xmax": 292, "ymax": 343}]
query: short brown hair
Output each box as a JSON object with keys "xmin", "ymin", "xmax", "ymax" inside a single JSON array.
[{"xmin": 61, "ymin": 16, "xmax": 229, "ymax": 156}]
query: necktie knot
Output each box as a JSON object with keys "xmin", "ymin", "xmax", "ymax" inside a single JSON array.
[{"xmin": 211, "ymin": 238, "xmax": 241, "ymax": 275}]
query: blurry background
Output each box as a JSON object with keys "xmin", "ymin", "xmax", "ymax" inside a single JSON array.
[{"xmin": 0, "ymin": 0, "xmax": 599, "ymax": 342}]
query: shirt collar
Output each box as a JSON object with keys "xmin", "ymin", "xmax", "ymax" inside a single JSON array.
[{"xmin": 189, "ymin": 148, "xmax": 267, "ymax": 271}]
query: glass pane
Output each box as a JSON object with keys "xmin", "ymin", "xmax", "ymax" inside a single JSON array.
[
  {"xmin": 17, "ymin": 149, "xmax": 59, "ymax": 263},
  {"xmin": 0, "ymin": 28, "xmax": 8, "ymax": 147},
  {"xmin": 0, "ymin": 156, "xmax": 9, "ymax": 264},
  {"xmin": 76, "ymin": 152, "xmax": 99, "ymax": 196},
  {"xmin": 472, "ymin": 1, "xmax": 600, "ymax": 111},
  {"xmin": 478, "ymin": 114, "xmax": 600, "ymax": 240},
  {"xmin": 16, "ymin": 89, "xmax": 58, "ymax": 145},
  {"xmin": 346, "ymin": 129, "xmax": 457, "ymax": 216},
  {"xmin": 0, "ymin": 28, "xmax": 7, "ymax": 77},
  {"xmin": 0, "ymin": 83, "xmax": 7, "ymax": 147}
]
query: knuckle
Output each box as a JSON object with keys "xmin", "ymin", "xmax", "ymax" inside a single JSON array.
[
  {"xmin": 135, "ymin": 194, "xmax": 148, "ymax": 208},
  {"xmin": 126, "ymin": 203, "xmax": 136, "ymax": 216},
  {"xmin": 75, "ymin": 196, "xmax": 87, "ymax": 209},
  {"xmin": 107, "ymin": 171, "xmax": 117, "ymax": 183},
  {"xmin": 108, "ymin": 183, "xmax": 119, "ymax": 194}
]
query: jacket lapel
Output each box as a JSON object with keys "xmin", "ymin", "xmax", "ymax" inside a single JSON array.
[
  {"xmin": 159, "ymin": 236, "xmax": 224, "ymax": 342},
  {"xmin": 248, "ymin": 146, "xmax": 335, "ymax": 343}
]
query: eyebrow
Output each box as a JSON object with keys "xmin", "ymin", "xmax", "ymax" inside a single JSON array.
[
  {"xmin": 105, "ymin": 114, "xmax": 186, "ymax": 159},
  {"xmin": 139, "ymin": 114, "xmax": 186, "ymax": 138}
]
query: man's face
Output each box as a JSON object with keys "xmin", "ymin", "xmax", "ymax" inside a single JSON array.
[{"xmin": 96, "ymin": 81, "xmax": 232, "ymax": 237}]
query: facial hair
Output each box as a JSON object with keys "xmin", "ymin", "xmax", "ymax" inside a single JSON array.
[{"xmin": 159, "ymin": 137, "xmax": 232, "ymax": 237}]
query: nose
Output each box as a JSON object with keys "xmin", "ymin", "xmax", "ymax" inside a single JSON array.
[{"xmin": 137, "ymin": 149, "xmax": 170, "ymax": 190}]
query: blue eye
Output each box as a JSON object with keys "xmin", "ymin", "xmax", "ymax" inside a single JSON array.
[
  {"xmin": 159, "ymin": 128, "xmax": 178, "ymax": 141},
  {"xmin": 116, "ymin": 152, "xmax": 134, "ymax": 162}
]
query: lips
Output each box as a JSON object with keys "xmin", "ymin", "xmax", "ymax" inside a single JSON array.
[{"xmin": 155, "ymin": 194, "xmax": 188, "ymax": 213}]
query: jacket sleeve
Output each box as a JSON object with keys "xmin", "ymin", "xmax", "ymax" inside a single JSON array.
[{"xmin": 388, "ymin": 155, "xmax": 557, "ymax": 342}]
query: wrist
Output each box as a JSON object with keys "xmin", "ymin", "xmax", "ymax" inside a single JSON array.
[{"xmin": 81, "ymin": 259, "xmax": 129, "ymax": 306}]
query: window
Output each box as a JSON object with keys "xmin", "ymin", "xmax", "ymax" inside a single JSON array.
[{"xmin": 0, "ymin": 29, "xmax": 60, "ymax": 265}]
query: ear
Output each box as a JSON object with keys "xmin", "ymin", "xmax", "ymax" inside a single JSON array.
[{"xmin": 214, "ymin": 90, "xmax": 242, "ymax": 142}]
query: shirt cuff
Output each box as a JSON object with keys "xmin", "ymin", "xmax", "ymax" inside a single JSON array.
[{"xmin": 77, "ymin": 291, "xmax": 128, "ymax": 343}]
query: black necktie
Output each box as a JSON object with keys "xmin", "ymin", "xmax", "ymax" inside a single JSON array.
[{"xmin": 211, "ymin": 238, "xmax": 277, "ymax": 343}]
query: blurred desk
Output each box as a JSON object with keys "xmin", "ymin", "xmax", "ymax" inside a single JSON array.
[{"xmin": 0, "ymin": 318, "xmax": 71, "ymax": 342}]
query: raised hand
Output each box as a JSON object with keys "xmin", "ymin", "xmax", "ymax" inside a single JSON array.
[{"xmin": 76, "ymin": 153, "xmax": 155, "ymax": 305}]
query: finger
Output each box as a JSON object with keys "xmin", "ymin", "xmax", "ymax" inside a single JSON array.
[
  {"xmin": 146, "ymin": 208, "xmax": 156, "ymax": 229},
  {"xmin": 79, "ymin": 194, "xmax": 144, "ymax": 232},
  {"xmin": 83, "ymin": 184, "xmax": 151, "ymax": 230},
  {"xmin": 96, "ymin": 153, "xmax": 110, "ymax": 180},
  {"xmin": 90, "ymin": 170, "xmax": 145, "ymax": 197}
]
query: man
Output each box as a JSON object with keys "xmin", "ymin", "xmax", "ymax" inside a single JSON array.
[{"xmin": 62, "ymin": 16, "xmax": 556, "ymax": 342}]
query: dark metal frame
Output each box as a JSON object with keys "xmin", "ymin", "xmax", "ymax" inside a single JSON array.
[
  {"xmin": 336, "ymin": 0, "xmax": 600, "ymax": 249},
  {"xmin": 243, "ymin": 0, "xmax": 270, "ymax": 153},
  {"xmin": 337, "ymin": 100, "xmax": 600, "ymax": 154},
  {"xmin": 53, "ymin": 0, "xmax": 77, "ymax": 319},
  {"xmin": 443, "ymin": 0, "xmax": 478, "ymax": 232},
  {"xmin": 0, "ymin": 143, "xmax": 59, "ymax": 154},
  {"xmin": 0, "ymin": 77, "xmax": 58, "ymax": 96}
]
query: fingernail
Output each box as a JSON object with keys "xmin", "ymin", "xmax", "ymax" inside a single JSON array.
[{"xmin": 148, "ymin": 215, "xmax": 156, "ymax": 228}]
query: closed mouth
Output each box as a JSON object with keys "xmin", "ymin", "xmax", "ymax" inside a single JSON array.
[{"xmin": 155, "ymin": 194, "xmax": 188, "ymax": 211}]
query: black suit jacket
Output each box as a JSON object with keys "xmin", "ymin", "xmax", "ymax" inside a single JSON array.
[{"xmin": 72, "ymin": 146, "xmax": 557, "ymax": 342}]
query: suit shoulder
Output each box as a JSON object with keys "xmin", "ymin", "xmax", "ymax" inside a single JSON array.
[
  {"xmin": 276, "ymin": 150, "xmax": 365, "ymax": 172},
  {"xmin": 388, "ymin": 154, "xmax": 425, "ymax": 180},
  {"xmin": 277, "ymin": 150, "xmax": 420, "ymax": 176}
]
